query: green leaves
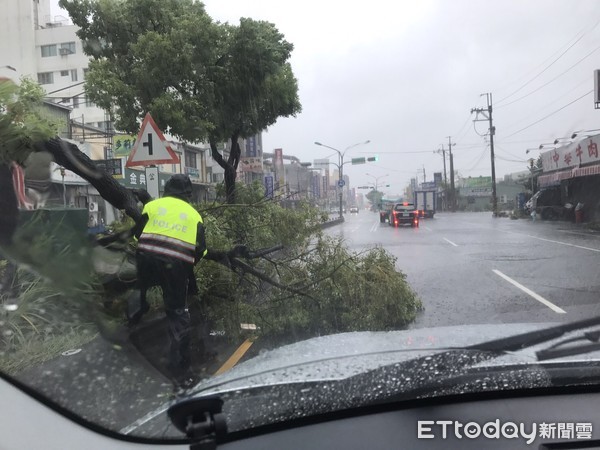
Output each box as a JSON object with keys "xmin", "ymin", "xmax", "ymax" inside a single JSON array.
[
  {"xmin": 61, "ymin": 0, "xmax": 301, "ymax": 143},
  {"xmin": 0, "ymin": 78, "xmax": 58, "ymax": 164},
  {"xmin": 366, "ymin": 189, "xmax": 384, "ymax": 208},
  {"xmin": 194, "ymin": 183, "xmax": 422, "ymax": 343}
]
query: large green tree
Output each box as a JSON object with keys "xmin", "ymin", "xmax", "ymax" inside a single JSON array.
[
  {"xmin": 366, "ymin": 189, "xmax": 384, "ymax": 209},
  {"xmin": 60, "ymin": 0, "xmax": 301, "ymax": 202}
]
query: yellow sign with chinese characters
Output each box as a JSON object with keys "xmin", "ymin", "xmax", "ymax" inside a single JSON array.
[{"xmin": 113, "ymin": 135, "xmax": 137, "ymax": 157}]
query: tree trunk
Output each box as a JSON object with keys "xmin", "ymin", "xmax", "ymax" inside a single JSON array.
[
  {"xmin": 35, "ymin": 139, "xmax": 142, "ymax": 222},
  {"xmin": 209, "ymin": 131, "xmax": 242, "ymax": 204},
  {"xmin": 0, "ymin": 164, "xmax": 18, "ymax": 246}
]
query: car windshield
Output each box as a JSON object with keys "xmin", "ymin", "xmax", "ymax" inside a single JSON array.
[{"xmin": 3, "ymin": 0, "xmax": 600, "ymax": 442}]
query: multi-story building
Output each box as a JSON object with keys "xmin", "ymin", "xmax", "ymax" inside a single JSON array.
[
  {"xmin": 2, "ymin": 0, "xmax": 106, "ymax": 126},
  {"xmin": 3, "ymin": 0, "xmax": 275, "ymax": 221}
]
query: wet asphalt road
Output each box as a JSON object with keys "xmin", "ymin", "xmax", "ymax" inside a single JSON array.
[{"xmin": 327, "ymin": 211, "xmax": 600, "ymax": 328}]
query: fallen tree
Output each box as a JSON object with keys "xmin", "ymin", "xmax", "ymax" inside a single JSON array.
[{"xmin": 0, "ymin": 77, "xmax": 422, "ymax": 362}]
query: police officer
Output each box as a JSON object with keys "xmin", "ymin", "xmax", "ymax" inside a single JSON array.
[{"xmin": 130, "ymin": 174, "xmax": 207, "ymax": 381}]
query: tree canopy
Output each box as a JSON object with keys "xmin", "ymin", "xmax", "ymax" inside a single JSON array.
[
  {"xmin": 60, "ymin": 0, "xmax": 302, "ymax": 202},
  {"xmin": 0, "ymin": 77, "xmax": 58, "ymax": 164},
  {"xmin": 366, "ymin": 189, "xmax": 384, "ymax": 208}
]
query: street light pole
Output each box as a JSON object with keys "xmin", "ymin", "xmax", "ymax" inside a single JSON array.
[
  {"xmin": 314, "ymin": 140, "xmax": 370, "ymax": 218},
  {"xmin": 60, "ymin": 167, "xmax": 66, "ymax": 207},
  {"xmin": 435, "ymin": 146, "xmax": 448, "ymax": 211},
  {"xmin": 366, "ymin": 173, "xmax": 388, "ymax": 192},
  {"xmin": 447, "ymin": 137, "xmax": 456, "ymax": 212}
]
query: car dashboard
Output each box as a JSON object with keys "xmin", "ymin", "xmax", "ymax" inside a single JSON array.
[{"xmin": 3, "ymin": 374, "xmax": 600, "ymax": 449}]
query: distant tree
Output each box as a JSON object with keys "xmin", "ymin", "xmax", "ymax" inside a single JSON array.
[
  {"xmin": 60, "ymin": 0, "xmax": 301, "ymax": 203},
  {"xmin": 366, "ymin": 189, "xmax": 384, "ymax": 208},
  {"xmin": 521, "ymin": 156, "xmax": 543, "ymax": 193}
]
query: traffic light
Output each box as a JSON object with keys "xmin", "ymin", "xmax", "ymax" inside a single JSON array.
[{"xmin": 367, "ymin": 156, "xmax": 378, "ymax": 162}]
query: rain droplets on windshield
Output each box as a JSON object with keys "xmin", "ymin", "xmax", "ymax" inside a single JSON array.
[{"xmin": 3, "ymin": 0, "xmax": 600, "ymax": 438}]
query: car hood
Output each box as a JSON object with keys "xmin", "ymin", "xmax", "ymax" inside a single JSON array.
[
  {"xmin": 191, "ymin": 322, "xmax": 595, "ymax": 395},
  {"xmin": 131, "ymin": 323, "xmax": 600, "ymax": 437}
]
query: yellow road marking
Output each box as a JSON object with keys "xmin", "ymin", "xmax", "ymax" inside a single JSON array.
[{"xmin": 214, "ymin": 338, "xmax": 254, "ymax": 375}]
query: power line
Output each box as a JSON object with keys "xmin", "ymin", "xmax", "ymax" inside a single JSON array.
[
  {"xmin": 500, "ymin": 78, "xmax": 590, "ymax": 131},
  {"xmin": 503, "ymin": 89, "xmax": 593, "ymax": 139},
  {"xmin": 464, "ymin": 145, "xmax": 489, "ymax": 172},
  {"xmin": 496, "ymin": 44, "xmax": 600, "ymax": 110},
  {"xmin": 495, "ymin": 154, "xmax": 527, "ymax": 163},
  {"xmin": 453, "ymin": 115, "xmax": 472, "ymax": 141},
  {"xmin": 495, "ymin": 32, "xmax": 587, "ymax": 105},
  {"xmin": 369, "ymin": 163, "xmax": 420, "ymax": 174},
  {"xmin": 361, "ymin": 150, "xmax": 438, "ymax": 154},
  {"xmin": 473, "ymin": 120, "xmax": 489, "ymax": 138},
  {"xmin": 495, "ymin": 145, "xmax": 527, "ymax": 163},
  {"xmin": 494, "ymin": 16, "xmax": 600, "ymax": 100}
]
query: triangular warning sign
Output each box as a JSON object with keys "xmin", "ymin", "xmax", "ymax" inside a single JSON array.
[{"xmin": 125, "ymin": 113, "xmax": 180, "ymax": 168}]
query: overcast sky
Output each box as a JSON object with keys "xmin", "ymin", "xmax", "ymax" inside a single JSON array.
[{"xmin": 51, "ymin": 0, "xmax": 600, "ymax": 194}]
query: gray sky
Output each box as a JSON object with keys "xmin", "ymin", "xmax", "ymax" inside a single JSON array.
[{"xmin": 51, "ymin": 0, "xmax": 600, "ymax": 194}]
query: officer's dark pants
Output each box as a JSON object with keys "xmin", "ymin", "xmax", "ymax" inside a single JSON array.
[{"xmin": 136, "ymin": 251, "xmax": 192, "ymax": 376}]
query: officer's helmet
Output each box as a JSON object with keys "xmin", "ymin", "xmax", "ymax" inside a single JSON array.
[{"xmin": 164, "ymin": 174, "xmax": 193, "ymax": 201}]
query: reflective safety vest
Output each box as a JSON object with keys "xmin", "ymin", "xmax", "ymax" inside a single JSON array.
[{"xmin": 138, "ymin": 196, "xmax": 203, "ymax": 264}]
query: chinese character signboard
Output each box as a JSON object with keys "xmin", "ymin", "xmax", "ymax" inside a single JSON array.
[
  {"xmin": 264, "ymin": 172, "xmax": 274, "ymax": 199},
  {"xmin": 463, "ymin": 176, "xmax": 492, "ymax": 188},
  {"xmin": 245, "ymin": 136, "xmax": 257, "ymax": 157},
  {"xmin": 240, "ymin": 157, "xmax": 263, "ymax": 172},
  {"xmin": 94, "ymin": 158, "xmax": 124, "ymax": 179},
  {"xmin": 145, "ymin": 166, "xmax": 160, "ymax": 199},
  {"xmin": 185, "ymin": 167, "xmax": 200, "ymax": 179},
  {"xmin": 541, "ymin": 136, "xmax": 600, "ymax": 172},
  {"xmin": 113, "ymin": 135, "xmax": 137, "ymax": 157},
  {"xmin": 120, "ymin": 168, "xmax": 170, "ymax": 192},
  {"xmin": 461, "ymin": 176, "xmax": 492, "ymax": 197}
]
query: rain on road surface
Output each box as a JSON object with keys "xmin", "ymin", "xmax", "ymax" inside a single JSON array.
[{"xmin": 327, "ymin": 211, "xmax": 600, "ymax": 328}]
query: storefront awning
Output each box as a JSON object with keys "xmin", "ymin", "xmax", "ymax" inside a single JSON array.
[{"xmin": 538, "ymin": 164, "xmax": 600, "ymax": 188}]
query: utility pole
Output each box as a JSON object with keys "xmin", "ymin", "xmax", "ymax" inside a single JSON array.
[
  {"xmin": 422, "ymin": 165, "xmax": 426, "ymax": 183},
  {"xmin": 447, "ymin": 137, "xmax": 456, "ymax": 212},
  {"xmin": 439, "ymin": 145, "xmax": 447, "ymax": 186},
  {"xmin": 435, "ymin": 145, "xmax": 448, "ymax": 211},
  {"xmin": 471, "ymin": 93, "xmax": 497, "ymax": 216},
  {"xmin": 528, "ymin": 158, "xmax": 535, "ymax": 193}
]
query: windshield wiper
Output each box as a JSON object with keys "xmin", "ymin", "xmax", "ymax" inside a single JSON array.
[
  {"xmin": 535, "ymin": 330, "xmax": 600, "ymax": 361},
  {"xmin": 466, "ymin": 315, "xmax": 600, "ymax": 355},
  {"xmin": 167, "ymin": 396, "xmax": 227, "ymax": 450}
]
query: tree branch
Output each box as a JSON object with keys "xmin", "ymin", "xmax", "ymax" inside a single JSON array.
[
  {"xmin": 230, "ymin": 257, "xmax": 319, "ymax": 303},
  {"xmin": 35, "ymin": 138, "xmax": 143, "ymax": 222}
]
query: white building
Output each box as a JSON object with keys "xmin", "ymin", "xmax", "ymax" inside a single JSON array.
[{"xmin": 1, "ymin": 0, "xmax": 106, "ymax": 126}]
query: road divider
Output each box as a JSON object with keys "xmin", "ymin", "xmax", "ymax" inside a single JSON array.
[{"xmin": 492, "ymin": 269, "xmax": 566, "ymax": 314}]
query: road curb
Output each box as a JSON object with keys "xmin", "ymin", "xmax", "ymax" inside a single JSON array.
[{"xmin": 321, "ymin": 217, "xmax": 345, "ymax": 229}]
